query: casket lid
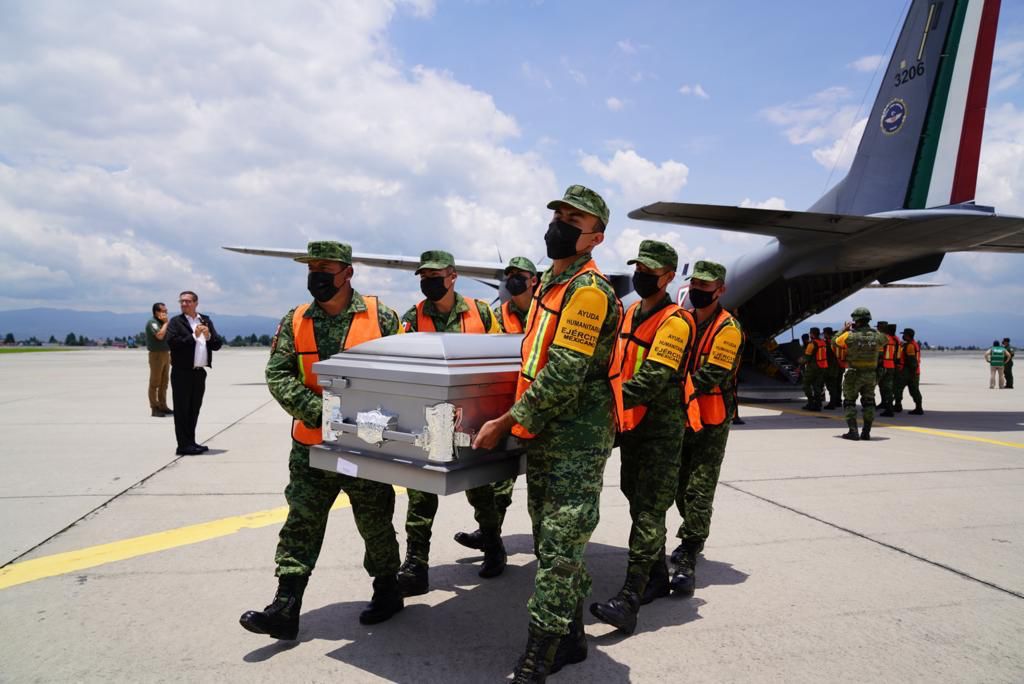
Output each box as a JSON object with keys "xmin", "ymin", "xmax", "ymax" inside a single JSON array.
[{"xmin": 339, "ymin": 332, "xmax": 522, "ymax": 361}]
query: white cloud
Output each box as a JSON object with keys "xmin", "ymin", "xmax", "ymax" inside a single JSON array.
[
  {"xmin": 992, "ymin": 39, "xmax": 1024, "ymax": 93},
  {"xmin": 606, "ymin": 96, "xmax": 625, "ymax": 111},
  {"xmin": 521, "ymin": 61, "xmax": 552, "ymax": 89},
  {"xmin": 678, "ymin": 84, "xmax": 709, "ymax": 99},
  {"xmin": 739, "ymin": 197, "xmax": 788, "ymax": 210},
  {"xmin": 617, "ymin": 39, "xmax": 637, "ymax": 55},
  {"xmin": 560, "ymin": 57, "xmax": 587, "ymax": 85},
  {"xmin": 580, "ymin": 149, "xmax": 689, "ymax": 209},
  {"xmin": 849, "ymin": 55, "xmax": 885, "ymax": 72},
  {"xmin": 811, "ymin": 117, "xmax": 867, "ymax": 170},
  {"xmin": 977, "ymin": 103, "xmax": 1024, "ymax": 214},
  {"xmin": 0, "ymin": 2, "xmax": 559, "ymax": 315}
]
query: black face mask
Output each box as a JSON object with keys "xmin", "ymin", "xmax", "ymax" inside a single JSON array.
[
  {"xmin": 420, "ymin": 276, "xmax": 449, "ymax": 302},
  {"xmin": 307, "ymin": 271, "xmax": 341, "ymax": 303},
  {"xmin": 505, "ymin": 274, "xmax": 530, "ymax": 296},
  {"xmin": 632, "ymin": 271, "xmax": 662, "ymax": 299},
  {"xmin": 688, "ymin": 286, "xmax": 719, "ymax": 309},
  {"xmin": 544, "ymin": 220, "xmax": 583, "ymax": 260}
]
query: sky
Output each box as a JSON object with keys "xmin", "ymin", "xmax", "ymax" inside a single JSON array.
[{"xmin": 1, "ymin": 0, "xmax": 1022, "ymax": 330}]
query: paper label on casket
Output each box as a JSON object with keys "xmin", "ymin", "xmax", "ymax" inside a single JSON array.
[{"xmin": 336, "ymin": 457, "xmax": 358, "ymax": 477}]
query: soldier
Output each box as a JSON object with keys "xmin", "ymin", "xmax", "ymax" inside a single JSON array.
[
  {"xmin": 396, "ymin": 250, "xmax": 507, "ymax": 597},
  {"xmin": 1002, "ymin": 337, "xmax": 1014, "ymax": 389},
  {"xmin": 670, "ymin": 260, "xmax": 742, "ymax": 598},
  {"xmin": 800, "ymin": 327, "xmax": 827, "ymax": 411},
  {"xmin": 822, "ymin": 326, "xmax": 841, "ymax": 409},
  {"xmin": 239, "ymin": 241, "xmax": 404, "ymax": 641},
  {"xmin": 590, "ymin": 240, "xmax": 694, "ymax": 635},
  {"xmin": 833, "ymin": 307, "xmax": 887, "ymax": 441},
  {"xmin": 453, "ymin": 257, "xmax": 537, "ymax": 555},
  {"xmin": 878, "ymin": 323, "xmax": 899, "ymax": 416},
  {"xmin": 896, "ymin": 328, "xmax": 923, "ymax": 414},
  {"xmin": 473, "ymin": 185, "xmax": 621, "ymax": 682}
]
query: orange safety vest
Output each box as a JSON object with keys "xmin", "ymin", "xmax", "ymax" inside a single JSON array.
[
  {"xmin": 291, "ymin": 296, "xmax": 384, "ymax": 446},
  {"xmin": 895, "ymin": 342, "xmax": 905, "ymax": 370},
  {"xmin": 613, "ymin": 301, "xmax": 699, "ymax": 433},
  {"xmin": 688, "ymin": 308, "xmax": 740, "ymax": 428},
  {"xmin": 511, "ymin": 260, "xmax": 623, "ymax": 439},
  {"xmin": 882, "ymin": 335, "xmax": 898, "ymax": 369},
  {"xmin": 905, "ymin": 340, "xmax": 922, "ymax": 376},
  {"xmin": 500, "ymin": 300, "xmax": 526, "ymax": 334},
  {"xmin": 812, "ymin": 338, "xmax": 828, "ymax": 369},
  {"xmin": 834, "ymin": 343, "xmax": 848, "ymax": 369},
  {"xmin": 415, "ymin": 297, "xmax": 486, "ymax": 333}
]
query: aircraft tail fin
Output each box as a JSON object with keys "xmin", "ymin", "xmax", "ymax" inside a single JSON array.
[{"xmin": 812, "ymin": 0, "xmax": 1001, "ymax": 215}]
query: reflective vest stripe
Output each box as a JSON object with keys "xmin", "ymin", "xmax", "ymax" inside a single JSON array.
[
  {"xmin": 291, "ymin": 296, "xmax": 383, "ymax": 446},
  {"xmin": 882, "ymin": 336, "xmax": 897, "ymax": 369},
  {"xmin": 500, "ymin": 300, "xmax": 525, "ymax": 334},
  {"xmin": 813, "ymin": 338, "xmax": 828, "ymax": 368},
  {"xmin": 416, "ymin": 298, "xmax": 486, "ymax": 333},
  {"xmin": 522, "ymin": 309, "xmax": 555, "ymax": 379}
]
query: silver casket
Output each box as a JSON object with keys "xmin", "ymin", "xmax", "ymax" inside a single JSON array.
[{"xmin": 308, "ymin": 333, "xmax": 526, "ymax": 494}]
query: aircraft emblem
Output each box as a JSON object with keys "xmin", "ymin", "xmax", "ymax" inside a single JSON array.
[{"xmin": 881, "ymin": 98, "xmax": 907, "ymax": 135}]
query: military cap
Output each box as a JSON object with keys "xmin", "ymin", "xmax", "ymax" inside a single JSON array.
[
  {"xmin": 293, "ymin": 240, "xmax": 352, "ymax": 264},
  {"xmin": 547, "ymin": 184, "xmax": 610, "ymax": 226},
  {"xmin": 822, "ymin": 326, "xmax": 835, "ymax": 334},
  {"xmin": 627, "ymin": 240, "xmax": 678, "ymax": 270},
  {"xmin": 809, "ymin": 327, "xmax": 821, "ymax": 335},
  {"xmin": 851, "ymin": 306, "xmax": 872, "ymax": 320},
  {"xmin": 902, "ymin": 328, "xmax": 915, "ymax": 337},
  {"xmin": 876, "ymin": 320, "xmax": 888, "ymax": 328},
  {"xmin": 415, "ymin": 249, "xmax": 455, "ymax": 274},
  {"xmin": 886, "ymin": 323, "xmax": 898, "ymax": 334},
  {"xmin": 504, "ymin": 256, "xmax": 537, "ymax": 275},
  {"xmin": 689, "ymin": 260, "xmax": 727, "ymax": 282}
]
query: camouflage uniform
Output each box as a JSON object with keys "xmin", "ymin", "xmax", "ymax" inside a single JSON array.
[
  {"xmin": 801, "ymin": 336, "xmax": 826, "ymax": 409},
  {"xmin": 878, "ymin": 326, "xmax": 898, "ymax": 412},
  {"xmin": 510, "ymin": 252, "xmax": 621, "ymax": 636},
  {"xmin": 493, "ymin": 299, "xmax": 529, "ymax": 334},
  {"xmin": 895, "ymin": 329, "xmax": 923, "ymax": 410},
  {"xmin": 834, "ymin": 323, "xmax": 887, "ymax": 424},
  {"xmin": 823, "ymin": 329, "xmax": 842, "ymax": 407},
  {"xmin": 619, "ymin": 292, "xmax": 690, "ymax": 591},
  {"xmin": 399, "ymin": 293, "xmax": 509, "ymax": 565},
  {"xmin": 676, "ymin": 308, "xmax": 740, "ymax": 547},
  {"xmin": 267, "ymin": 292, "xmax": 403, "ymax": 579}
]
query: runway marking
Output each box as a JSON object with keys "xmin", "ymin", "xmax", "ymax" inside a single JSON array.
[
  {"xmin": 0, "ymin": 487, "xmax": 406, "ymax": 591},
  {"xmin": 744, "ymin": 404, "xmax": 1024, "ymax": 449}
]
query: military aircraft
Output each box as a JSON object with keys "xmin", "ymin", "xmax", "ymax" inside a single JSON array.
[{"xmin": 227, "ymin": 0, "xmax": 1020, "ymax": 379}]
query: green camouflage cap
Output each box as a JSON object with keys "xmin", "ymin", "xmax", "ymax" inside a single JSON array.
[
  {"xmin": 547, "ymin": 184, "xmax": 610, "ymax": 225},
  {"xmin": 688, "ymin": 259, "xmax": 727, "ymax": 282},
  {"xmin": 627, "ymin": 239, "xmax": 678, "ymax": 270},
  {"xmin": 293, "ymin": 240, "xmax": 352, "ymax": 264},
  {"xmin": 851, "ymin": 307, "xmax": 872, "ymax": 320},
  {"xmin": 415, "ymin": 249, "xmax": 455, "ymax": 274},
  {"xmin": 504, "ymin": 256, "xmax": 537, "ymax": 275}
]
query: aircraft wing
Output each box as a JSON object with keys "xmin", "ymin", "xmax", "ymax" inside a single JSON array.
[
  {"xmin": 628, "ymin": 202, "xmax": 883, "ymax": 239},
  {"xmin": 223, "ymin": 246, "xmax": 508, "ymax": 280}
]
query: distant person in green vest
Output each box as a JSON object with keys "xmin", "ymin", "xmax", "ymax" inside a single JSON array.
[
  {"xmin": 145, "ymin": 302, "xmax": 173, "ymax": 417},
  {"xmin": 1002, "ymin": 338, "xmax": 1014, "ymax": 389},
  {"xmin": 985, "ymin": 340, "xmax": 1009, "ymax": 389}
]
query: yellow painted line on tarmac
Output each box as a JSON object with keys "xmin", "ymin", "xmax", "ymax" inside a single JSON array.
[
  {"xmin": 745, "ymin": 404, "xmax": 1024, "ymax": 449},
  {"xmin": 0, "ymin": 486, "xmax": 407, "ymax": 591}
]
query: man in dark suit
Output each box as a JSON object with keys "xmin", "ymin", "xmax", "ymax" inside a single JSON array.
[{"xmin": 166, "ymin": 290, "xmax": 223, "ymax": 455}]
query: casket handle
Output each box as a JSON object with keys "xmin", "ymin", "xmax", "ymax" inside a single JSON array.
[
  {"xmin": 330, "ymin": 420, "xmax": 419, "ymax": 445},
  {"xmin": 319, "ymin": 377, "xmax": 350, "ymax": 389}
]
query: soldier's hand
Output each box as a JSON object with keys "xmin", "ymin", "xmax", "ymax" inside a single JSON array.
[
  {"xmin": 156, "ymin": 311, "xmax": 168, "ymax": 323},
  {"xmin": 843, "ymin": 321, "xmax": 853, "ymax": 331},
  {"xmin": 473, "ymin": 412, "xmax": 514, "ymax": 450}
]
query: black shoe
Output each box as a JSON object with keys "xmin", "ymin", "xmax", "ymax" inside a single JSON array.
[
  {"xmin": 841, "ymin": 419, "xmax": 860, "ymax": 441},
  {"xmin": 732, "ymin": 416, "xmax": 746, "ymax": 425},
  {"xmin": 590, "ymin": 579, "xmax": 641, "ymax": 635},
  {"xmin": 239, "ymin": 575, "xmax": 307, "ymax": 640},
  {"xmin": 151, "ymin": 408, "xmax": 164, "ymax": 417},
  {"xmin": 550, "ymin": 601, "xmax": 587, "ymax": 675},
  {"xmin": 669, "ymin": 544, "xmax": 698, "ymax": 597},
  {"xmin": 894, "ymin": 404, "xmax": 903, "ymax": 413},
  {"xmin": 909, "ymin": 406, "xmax": 923, "ymax": 415},
  {"xmin": 160, "ymin": 407, "xmax": 174, "ymax": 415},
  {"xmin": 453, "ymin": 528, "xmax": 485, "ymax": 550},
  {"xmin": 669, "ymin": 543, "xmax": 686, "ymax": 566},
  {"xmin": 176, "ymin": 445, "xmax": 204, "ymax": 455},
  {"xmin": 478, "ymin": 535, "xmax": 507, "ymax": 579},
  {"xmin": 359, "ymin": 575, "xmax": 404, "ymax": 625},
  {"xmin": 823, "ymin": 403, "xmax": 836, "ymax": 410},
  {"xmin": 860, "ymin": 422, "xmax": 872, "ymax": 441},
  {"xmin": 880, "ymin": 409, "xmax": 894, "ymax": 417},
  {"xmin": 640, "ymin": 555, "xmax": 670, "ymax": 605},
  {"xmin": 191, "ymin": 443, "xmax": 210, "ymax": 453},
  {"xmin": 512, "ymin": 626, "xmax": 560, "ymax": 684},
  {"xmin": 396, "ymin": 554, "xmax": 428, "ymax": 597}
]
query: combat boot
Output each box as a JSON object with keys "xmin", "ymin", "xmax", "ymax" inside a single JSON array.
[
  {"xmin": 478, "ymin": 532, "xmax": 507, "ymax": 579},
  {"xmin": 640, "ymin": 554, "xmax": 670, "ymax": 605},
  {"xmin": 396, "ymin": 549, "xmax": 429, "ymax": 597},
  {"xmin": 880, "ymin": 407, "xmax": 895, "ymax": 417},
  {"xmin": 359, "ymin": 574, "xmax": 404, "ymax": 625},
  {"xmin": 894, "ymin": 402, "xmax": 903, "ymax": 413},
  {"xmin": 841, "ymin": 418, "xmax": 860, "ymax": 441},
  {"xmin": 239, "ymin": 574, "xmax": 308, "ymax": 640},
  {"xmin": 860, "ymin": 420, "xmax": 872, "ymax": 441},
  {"xmin": 550, "ymin": 600, "xmax": 587, "ymax": 674},
  {"xmin": 511, "ymin": 625, "xmax": 560, "ymax": 683},
  {"xmin": 909, "ymin": 403, "xmax": 923, "ymax": 415},
  {"xmin": 669, "ymin": 543, "xmax": 699, "ymax": 597},
  {"xmin": 453, "ymin": 528, "xmax": 485, "ymax": 550},
  {"xmin": 590, "ymin": 573, "xmax": 643, "ymax": 634}
]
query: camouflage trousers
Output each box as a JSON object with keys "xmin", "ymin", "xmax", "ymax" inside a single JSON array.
[
  {"xmin": 404, "ymin": 479, "xmax": 512, "ymax": 564},
  {"xmin": 620, "ymin": 419, "xmax": 684, "ymax": 592},
  {"xmin": 893, "ymin": 370, "xmax": 922, "ymax": 407},
  {"xmin": 878, "ymin": 368, "xmax": 895, "ymax": 408},
  {"xmin": 826, "ymin": 366, "xmax": 843, "ymax": 406},
  {"xmin": 676, "ymin": 422, "xmax": 731, "ymax": 545},
  {"xmin": 526, "ymin": 441, "xmax": 611, "ymax": 636},
  {"xmin": 802, "ymin": 366, "xmax": 825, "ymax": 405},
  {"xmin": 276, "ymin": 442, "xmax": 400, "ymax": 579},
  {"xmin": 843, "ymin": 368, "xmax": 878, "ymax": 423}
]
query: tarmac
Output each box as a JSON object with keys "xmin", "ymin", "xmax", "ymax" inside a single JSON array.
[{"xmin": 0, "ymin": 348, "xmax": 1022, "ymax": 683}]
